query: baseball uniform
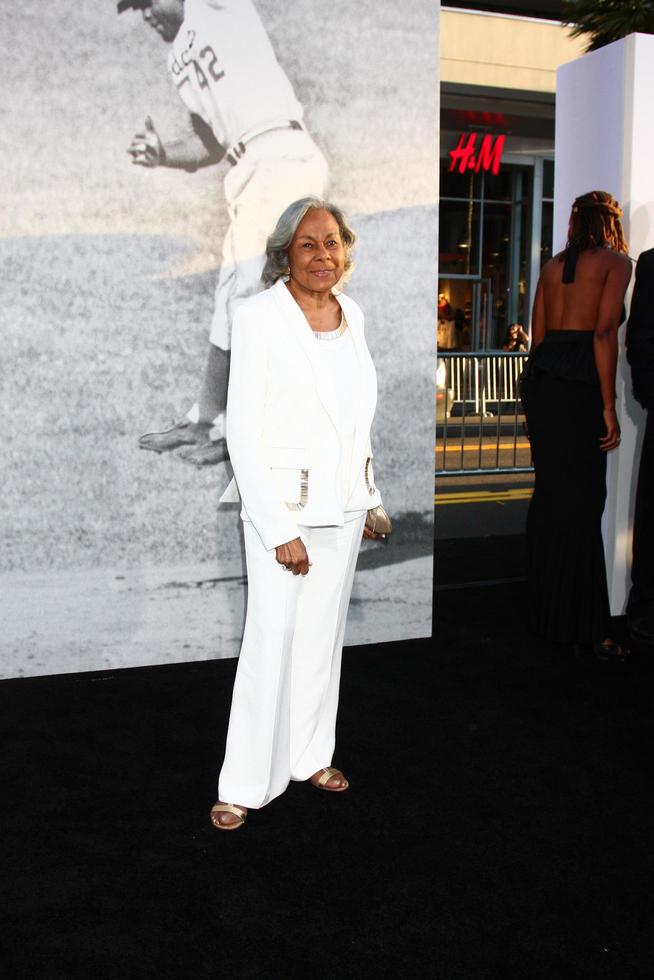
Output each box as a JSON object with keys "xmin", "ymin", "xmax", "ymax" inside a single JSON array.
[{"xmin": 168, "ymin": 0, "xmax": 329, "ymax": 351}]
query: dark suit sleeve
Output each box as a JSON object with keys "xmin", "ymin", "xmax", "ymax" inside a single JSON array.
[{"xmin": 626, "ymin": 250, "xmax": 654, "ymax": 410}]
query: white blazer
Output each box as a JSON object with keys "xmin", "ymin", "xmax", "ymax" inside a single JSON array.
[{"xmin": 219, "ymin": 278, "xmax": 382, "ymax": 550}]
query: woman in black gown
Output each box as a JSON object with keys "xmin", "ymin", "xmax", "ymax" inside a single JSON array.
[{"xmin": 520, "ymin": 191, "xmax": 632, "ymax": 658}]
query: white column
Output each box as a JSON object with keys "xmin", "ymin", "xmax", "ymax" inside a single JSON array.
[{"xmin": 554, "ymin": 33, "xmax": 654, "ymax": 614}]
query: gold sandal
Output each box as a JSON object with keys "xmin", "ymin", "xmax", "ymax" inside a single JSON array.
[
  {"xmin": 210, "ymin": 802, "xmax": 247, "ymax": 831},
  {"xmin": 312, "ymin": 767, "xmax": 349, "ymax": 792}
]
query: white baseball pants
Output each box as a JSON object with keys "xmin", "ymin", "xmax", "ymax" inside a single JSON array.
[
  {"xmin": 209, "ymin": 127, "xmax": 329, "ymax": 350},
  {"xmin": 218, "ymin": 513, "xmax": 365, "ymax": 809}
]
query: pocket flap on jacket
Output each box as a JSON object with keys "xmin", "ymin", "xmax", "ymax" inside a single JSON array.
[{"xmin": 264, "ymin": 446, "xmax": 311, "ymax": 469}]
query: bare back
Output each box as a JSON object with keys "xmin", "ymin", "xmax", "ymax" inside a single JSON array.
[
  {"xmin": 529, "ymin": 245, "xmax": 632, "ymax": 417},
  {"xmin": 537, "ymin": 248, "xmax": 631, "ymax": 334}
]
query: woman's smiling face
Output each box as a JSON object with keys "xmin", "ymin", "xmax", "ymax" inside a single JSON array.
[{"xmin": 287, "ymin": 208, "xmax": 346, "ymax": 296}]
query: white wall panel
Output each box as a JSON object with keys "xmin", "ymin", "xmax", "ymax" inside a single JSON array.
[{"xmin": 555, "ymin": 34, "xmax": 654, "ymax": 612}]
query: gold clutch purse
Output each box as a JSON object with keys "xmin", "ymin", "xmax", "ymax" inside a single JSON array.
[{"xmin": 365, "ymin": 505, "xmax": 393, "ymax": 537}]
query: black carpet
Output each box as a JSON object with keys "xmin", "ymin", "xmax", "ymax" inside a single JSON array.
[{"xmin": 3, "ymin": 537, "xmax": 654, "ymax": 979}]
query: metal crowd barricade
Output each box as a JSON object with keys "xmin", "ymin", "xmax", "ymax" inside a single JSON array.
[{"xmin": 436, "ymin": 351, "xmax": 534, "ymax": 476}]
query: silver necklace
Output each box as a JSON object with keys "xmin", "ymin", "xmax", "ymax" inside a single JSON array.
[{"xmin": 313, "ymin": 310, "xmax": 347, "ymax": 341}]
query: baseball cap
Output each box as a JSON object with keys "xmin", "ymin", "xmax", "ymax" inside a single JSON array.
[{"xmin": 117, "ymin": 1, "xmax": 151, "ymax": 13}]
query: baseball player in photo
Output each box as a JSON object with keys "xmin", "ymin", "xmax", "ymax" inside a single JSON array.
[{"xmin": 120, "ymin": 0, "xmax": 330, "ymax": 465}]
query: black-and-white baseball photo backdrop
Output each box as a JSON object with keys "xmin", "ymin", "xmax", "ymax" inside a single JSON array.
[{"xmin": 1, "ymin": 0, "xmax": 439, "ymax": 678}]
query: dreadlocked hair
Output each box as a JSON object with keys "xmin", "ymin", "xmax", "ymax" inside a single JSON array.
[{"xmin": 563, "ymin": 190, "xmax": 628, "ymax": 256}]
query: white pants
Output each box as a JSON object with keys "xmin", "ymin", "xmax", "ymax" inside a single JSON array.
[{"xmin": 218, "ymin": 514, "xmax": 365, "ymax": 809}]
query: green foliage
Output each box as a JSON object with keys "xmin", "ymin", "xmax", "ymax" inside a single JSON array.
[{"xmin": 563, "ymin": 0, "xmax": 654, "ymax": 51}]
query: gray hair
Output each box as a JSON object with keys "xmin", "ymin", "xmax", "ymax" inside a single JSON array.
[{"xmin": 261, "ymin": 197, "xmax": 356, "ymax": 288}]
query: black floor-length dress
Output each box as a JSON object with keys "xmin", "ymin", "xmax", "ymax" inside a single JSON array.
[
  {"xmin": 520, "ymin": 245, "xmax": 613, "ymax": 643},
  {"xmin": 521, "ymin": 331, "xmax": 609, "ymax": 642}
]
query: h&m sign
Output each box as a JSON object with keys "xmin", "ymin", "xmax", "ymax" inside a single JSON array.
[{"xmin": 448, "ymin": 133, "xmax": 506, "ymax": 176}]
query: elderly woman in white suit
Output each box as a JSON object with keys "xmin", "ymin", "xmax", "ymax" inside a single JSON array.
[{"xmin": 210, "ymin": 197, "xmax": 385, "ymax": 830}]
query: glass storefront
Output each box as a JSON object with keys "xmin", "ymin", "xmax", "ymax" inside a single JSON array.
[
  {"xmin": 439, "ymin": 88, "xmax": 555, "ymax": 352},
  {"xmin": 439, "ymin": 162, "xmax": 533, "ymax": 350}
]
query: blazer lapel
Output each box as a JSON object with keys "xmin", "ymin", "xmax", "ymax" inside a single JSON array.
[
  {"xmin": 270, "ymin": 281, "xmax": 377, "ymax": 499},
  {"xmin": 271, "ymin": 279, "xmax": 342, "ymax": 432},
  {"xmin": 336, "ymin": 294, "xmax": 377, "ymax": 496}
]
